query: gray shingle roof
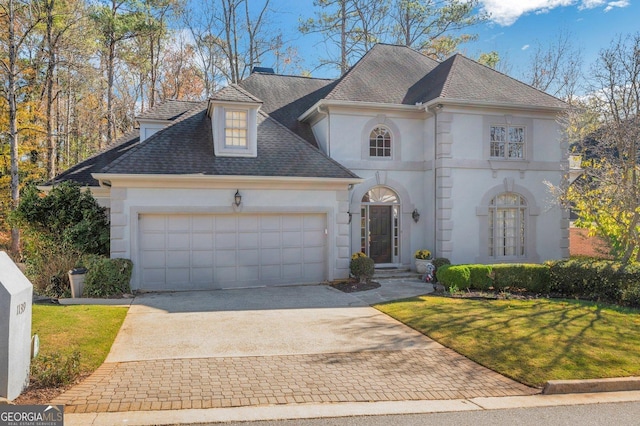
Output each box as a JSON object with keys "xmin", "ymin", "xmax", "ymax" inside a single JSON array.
[
  {"xmin": 210, "ymin": 84, "xmax": 263, "ymax": 103},
  {"xmin": 325, "ymin": 44, "xmax": 440, "ymax": 104},
  {"xmin": 414, "ymin": 54, "xmax": 566, "ymax": 108},
  {"xmin": 47, "ymin": 129, "xmax": 140, "ymax": 186},
  {"xmin": 239, "ymin": 73, "xmax": 336, "ymax": 146},
  {"xmin": 102, "ymin": 105, "xmax": 358, "ymax": 179},
  {"xmin": 137, "ymin": 99, "xmax": 202, "ymax": 121}
]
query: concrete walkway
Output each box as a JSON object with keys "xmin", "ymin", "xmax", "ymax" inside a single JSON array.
[{"xmin": 52, "ymin": 279, "xmax": 537, "ymax": 419}]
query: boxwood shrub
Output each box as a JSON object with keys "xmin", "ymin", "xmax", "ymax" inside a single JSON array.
[
  {"xmin": 436, "ymin": 265, "xmax": 471, "ymax": 290},
  {"xmin": 467, "ymin": 265, "xmax": 493, "ymax": 290},
  {"xmin": 491, "ymin": 264, "xmax": 550, "ymax": 293},
  {"xmin": 350, "ymin": 254, "xmax": 375, "ymax": 283},
  {"xmin": 84, "ymin": 257, "xmax": 133, "ymax": 297}
]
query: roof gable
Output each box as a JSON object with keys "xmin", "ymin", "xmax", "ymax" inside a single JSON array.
[{"xmin": 210, "ymin": 84, "xmax": 263, "ymax": 104}]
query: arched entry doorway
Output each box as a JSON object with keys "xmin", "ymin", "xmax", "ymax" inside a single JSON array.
[{"xmin": 360, "ymin": 186, "xmax": 400, "ymax": 264}]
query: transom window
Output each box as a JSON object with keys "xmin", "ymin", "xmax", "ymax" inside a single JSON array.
[
  {"xmin": 369, "ymin": 126, "xmax": 391, "ymax": 157},
  {"xmin": 489, "ymin": 193, "xmax": 527, "ymax": 258},
  {"xmin": 225, "ymin": 110, "xmax": 248, "ymax": 147},
  {"xmin": 490, "ymin": 125, "xmax": 524, "ymax": 159},
  {"xmin": 360, "ymin": 187, "xmax": 400, "ymax": 262}
]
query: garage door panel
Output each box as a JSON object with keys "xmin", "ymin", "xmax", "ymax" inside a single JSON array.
[
  {"xmin": 304, "ymin": 230, "xmax": 324, "ymax": 246},
  {"xmin": 167, "ymin": 250, "xmax": 190, "ymax": 267},
  {"xmin": 192, "ymin": 216, "xmax": 214, "ymax": 231},
  {"xmin": 167, "ymin": 234, "xmax": 189, "ymax": 250},
  {"xmin": 215, "ymin": 216, "xmax": 237, "ymax": 231},
  {"xmin": 238, "ymin": 216, "xmax": 259, "ymax": 231},
  {"xmin": 140, "ymin": 233, "xmax": 165, "ymax": 250},
  {"xmin": 282, "ymin": 248, "xmax": 302, "ymax": 263},
  {"xmin": 237, "ymin": 250, "xmax": 259, "ymax": 265},
  {"xmin": 261, "ymin": 232, "xmax": 281, "ymax": 248},
  {"xmin": 238, "ymin": 233, "xmax": 258, "ymax": 249},
  {"xmin": 282, "ymin": 215, "xmax": 302, "ymax": 230},
  {"xmin": 139, "ymin": 213, "xmax": 326, "ymax": 291},
  {"xmin": 215, "ymin": 233, "xmax": 237, "ymax": 249},
  {"xmin": 304, "ymin": 215, "xmax": 325, "ymax": 229},
  {"xmin": 304, "ymin": 247, "xmax": 324, "ymax": 262},
  {"xmin": 168, "ymin": 215, "xmax": 190, "ymax": 231},
  {"xmin": 282, "ymin": 231, "xmax": 302, "ymax": 247},
  {"xmin": 192, "ymin": 234, "xmax": 214, "ymax": 250}
]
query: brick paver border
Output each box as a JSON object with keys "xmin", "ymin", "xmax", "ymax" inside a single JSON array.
[{"xmin": 52, "ymin": 349, "xmax": 538, "ymax": 413}]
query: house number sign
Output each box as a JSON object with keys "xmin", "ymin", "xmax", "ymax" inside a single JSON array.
[{"xmin": 16, "ymin": 302, "xmax": 26, "ymax": 316}]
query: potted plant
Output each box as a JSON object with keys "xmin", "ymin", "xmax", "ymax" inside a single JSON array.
[{"xmin": 414, "ymin": 249, "xmax": 432, "ymax": 273}]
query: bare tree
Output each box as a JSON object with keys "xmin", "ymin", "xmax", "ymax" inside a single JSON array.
[{"xmin": 523, "ymin": 29, "xmax": 582, "ymax": 103}]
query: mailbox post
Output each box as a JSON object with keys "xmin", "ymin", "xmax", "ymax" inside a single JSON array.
[{"xmin": 0, "ymin": 251, "xmax": 33, "ymax": 401}]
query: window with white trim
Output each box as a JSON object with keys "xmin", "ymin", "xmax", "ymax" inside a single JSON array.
[
  {"xmin": 489, "ymin": 193, "xmax": 527, "ymax": 258},
  {"xmin": 490, "ymin": 125, "xmax": 525, "ymax": 159},
  {"xmin": 369, "ymin": 126, "xmax": 391, "ymax": 157},
  {"xmin": 224, "ymin": 110, "xmax": 248, "ymax": 147}
]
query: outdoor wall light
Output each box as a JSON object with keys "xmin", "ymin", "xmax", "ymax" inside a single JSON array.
[
  {"xmin": 412, "ymin": 209, "xmax": 420, "ymax": 223},
  {"xmin": 234, "ymin": 190, "xmax": 242, "ymax": 207}
]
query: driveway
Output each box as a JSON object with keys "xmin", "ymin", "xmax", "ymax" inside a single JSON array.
[{"xmin": 53, "ymin": 281, "xmax": 537, "ymax": 414}]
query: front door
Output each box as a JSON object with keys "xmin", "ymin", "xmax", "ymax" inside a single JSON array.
[{"xmin": 369, "ymin": 205, "xmax": 392, "ymax": 263}]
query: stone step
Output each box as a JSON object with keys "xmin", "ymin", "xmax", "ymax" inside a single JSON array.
[{"xmin": 373, "ymin": 268, "xmax": 419, "ymax": 279}]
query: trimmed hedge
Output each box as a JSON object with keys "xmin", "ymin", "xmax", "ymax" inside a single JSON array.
[
  {"xmin": 492, "ymin": 264, "xmax": 550, "ymax": 293},
  {"xmin": 435, "ymin": 259, "xmax": 640, "ymax": 307},
  {"xmin": 84, "ymin": 257, "xmax": 133, "ymax": 297},
  {"xmin": 436, "ymin": 265, "xmax": 471, "ymax": 290},
  {"xmin": 549, "ymin": 259, "xmax": 640, "ymax": 306}
]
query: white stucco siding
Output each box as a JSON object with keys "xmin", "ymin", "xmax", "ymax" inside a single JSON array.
[
  {"xmin": 445, "ymin": 167, "xmax": 565, "ymax": 264},
  {"xmin": 108, "ymin": 182, "xmax": 351, "ymax": 290},
  {"xmin": 311, "ymin": 116, "xmax": 329, "ymax": 155},
  {"xmin": 531, "ymin": 118, "xmax": 564, "ymax": 162}
]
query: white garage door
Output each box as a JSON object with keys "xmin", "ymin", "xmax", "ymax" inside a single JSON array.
[{"xmin": 138, "ymin": 213, "xmax": 327, "ymax": 291}]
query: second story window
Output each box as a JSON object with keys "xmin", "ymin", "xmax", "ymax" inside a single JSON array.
[
  {"xmin": 490, "ymin": 125, "xmax": 525, "ymax": 159},
  {"xmin": 225, "ymin": 110, "xmax": 248, "ymax": 147},
  {"xmin": 369, "ymin": 126, "xmax": 391, "ymax": 158}
]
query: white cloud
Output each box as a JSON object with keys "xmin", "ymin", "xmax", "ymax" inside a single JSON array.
[
  {"xmin": 480, "ymin": 0, "xmax": 630, "ymax": 26},
  {"xmin": 522, "ymin": 44, "xmax": 530, "ymax": 50}
]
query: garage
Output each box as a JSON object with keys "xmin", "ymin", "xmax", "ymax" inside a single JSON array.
[{"xmin": 138, "ymin": 213, "xmax": 327, "ymax": 291}]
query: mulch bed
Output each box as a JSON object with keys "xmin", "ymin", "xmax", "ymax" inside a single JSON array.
[{"xmin": 330, "ymin": 279, "xmax": 381, "ymax": 293}]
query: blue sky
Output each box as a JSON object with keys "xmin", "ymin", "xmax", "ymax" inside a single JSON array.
[{"xmin": 273, "ymin": 0, "xmax": 638, "ymax": 82}]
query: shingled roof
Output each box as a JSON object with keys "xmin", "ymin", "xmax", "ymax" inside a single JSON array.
[
  {"xmin": 136, "ymin": 99, "xmax": 202, "ymax": 121},
  {"xmin": 239, "ymin": 73, "xmax": 335, "ymax": 145},
  {"xmin": 409, "ymin": 54, "xmax": 566, "ymax": 108},
  {"xmin": 102, "ymin": 104, "xmax": 358, "ymax": 179},
  {"xmin": 48, "ymin": 130, "xmax": 140, "ymax": 186},
  {"xmin": 324, "ymin": 44, "xmax": 440, "ymax": 104},
  {"xmin": 210, "ymin": 84, "xmax": 263, "ymax": 104}
]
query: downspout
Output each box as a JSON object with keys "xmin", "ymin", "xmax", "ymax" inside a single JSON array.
[{"xmin": 428, "ymin": 104, "xmax": 443, "ymax": 258}]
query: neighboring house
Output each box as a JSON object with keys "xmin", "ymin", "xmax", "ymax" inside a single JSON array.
[{"xmin": 49, "ymin": 43, "xmax": 568, "ymax": 292}]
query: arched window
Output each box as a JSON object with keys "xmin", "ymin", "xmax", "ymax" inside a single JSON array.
[
  {"xmin": 369, "ymin": 127, "xmax": 391, "ymax": 157},
  {"xmin": 489, "ymin": 193, "xmax": 527, "ymax": 258}
]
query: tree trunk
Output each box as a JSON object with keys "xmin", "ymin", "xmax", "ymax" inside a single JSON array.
[
  {"xmin": 7, "ymin": 0, "xmax": 20, "ymax": 254},
  {"xmin": 45, "ymin": 0, "xmax": 57, "ymax": 179},
  {"xmin": 340, "ymin": 1, "xmax": 347, "ymax": 75}
]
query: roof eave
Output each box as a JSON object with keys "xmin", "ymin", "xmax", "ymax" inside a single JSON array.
[
  {"xmin": 92, "ymin": 173, "xmax": 363, "ymax": 188},
  {"xmin": 422, "ymin": 97, "xmax": 566, "ymax": 113},
  {"xmin": 299, "ymin": 99, "xmax": 421, "ymax": 122}
]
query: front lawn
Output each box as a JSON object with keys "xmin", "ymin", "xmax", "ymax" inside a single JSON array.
[
  {"xmin": 32, "ymin": 304, "xmax": 128, "ymax": 372},
  {"xmin": 375, "ymin": 296, "xmax": 640, "ymax": 387}
]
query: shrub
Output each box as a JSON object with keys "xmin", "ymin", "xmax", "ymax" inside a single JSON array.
[
  {"xmin": 467, "ymin": 264, "xmax": 493, "ymax": 290},
  {"xmin": 432, "ymin": 257, "xmax": 451, "ymax": 282},
  {"xmin": 30, "ymin": 350, "xmax": 81, "ymax": 388},
  {"xmin": 350, "ymin": 254, "xmax": 375, "ymax": 283},
  {"xmin": 436, "ymin": 265, "xmax": 471, "ymax": 290},
  {"xmin": 492, "ymin": 264, "xmax": 551, "ymax": 293},
  {"xmin": 549, "ymin": 259, "xmax": 640, "ymax": 304},
  {"xmin": 84, "ymin": 257, "xmax": 133, "ymax": 297},
  {"xmin": 621, "ymin": 284, "xmax": 640, "ymax": 308}
]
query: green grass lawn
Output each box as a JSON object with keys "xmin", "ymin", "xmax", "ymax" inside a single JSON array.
[
  {"xmin": 32, "ymin": 304, "xmax": 128, "ymax": 372},
  {"xmin": 375, "ymin": 296, "xmax": 640, "ymax": 387}
]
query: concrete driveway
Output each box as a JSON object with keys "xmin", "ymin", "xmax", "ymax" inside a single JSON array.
[
  {"xmin": 53, "ymin": 281, "xmax": 537, "ymax": 414},
  {"xmin": 106, "ymin": 283, "xmax": 438, "ymax": 362}
]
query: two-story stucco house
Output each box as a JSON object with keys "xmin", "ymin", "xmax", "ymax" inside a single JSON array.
[{"xmin": 51, "ymin": 43, "xmax": 568, "ymax": 292}]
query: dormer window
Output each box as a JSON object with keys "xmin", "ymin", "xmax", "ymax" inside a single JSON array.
[
  {"xmin": 208, "ymin": 84, "xmax": 262, "ymax": 158},
  {"xmin": 225, "ymin": 110, "xmax": 248, "ymax": 148}
]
